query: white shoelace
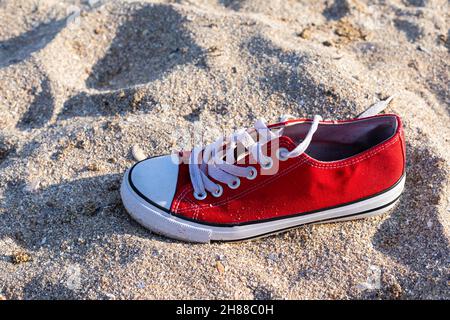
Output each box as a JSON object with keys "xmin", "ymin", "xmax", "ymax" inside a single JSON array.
[
  {"xmin": 189, "ymin": 115, "xmax": 322, "ymax": 200},
  {"xmin": 186, "ymin": 95, "xmax": 395, "ymax": 200}
]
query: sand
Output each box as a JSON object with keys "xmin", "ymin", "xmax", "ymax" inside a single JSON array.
[{"xmin": 0, "ymin": 0, "xmax": 449, "ymax": 299}]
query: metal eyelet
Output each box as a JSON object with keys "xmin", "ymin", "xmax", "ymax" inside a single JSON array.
[
  {"xmin": 276, "ymin": 148, "xmax": 289, "ymax": 161},
  {"xmin": 227, "ymin": 178, "xmax": 241, "ymax": 189},
  {"xmin": 261, "ymin": 157, "xmax": 273, "ymax": 170},
  {"xmin": 212, "ymin": 184, "xmax": 223, "ymax": 198},
  {"xmin": 246, "ymin": 166, "xmax": 257, "ymax": 180},
  {"xmin": 193, "ymin": 191, "xmax": 207, "ymax": 200}
]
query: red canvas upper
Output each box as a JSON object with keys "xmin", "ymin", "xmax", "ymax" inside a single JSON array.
[{"xmin": 169, "ymin": 114, "xmax": 406, "ymax": 225}]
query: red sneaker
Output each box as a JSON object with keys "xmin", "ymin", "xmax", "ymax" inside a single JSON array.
[{"xmin": 121, "ymin": 112, "xmax": 406, "ymax": 242}]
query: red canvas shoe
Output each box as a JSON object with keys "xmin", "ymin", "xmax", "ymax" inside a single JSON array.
[{"xmin": 121, "ymin": 107, "xmax": 406, "ymax": 243}]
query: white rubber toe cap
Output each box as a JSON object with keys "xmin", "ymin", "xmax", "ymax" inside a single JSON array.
[{"xmin": 129, "ymin": 155, "xmax": 179, "ymax": 210}]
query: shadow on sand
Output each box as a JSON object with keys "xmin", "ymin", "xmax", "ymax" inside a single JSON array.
[
  {"xmin": 16, "ymin": 76, "xmax": 54, "ymax": 130},
  {"xmin": 0, "ymin": 172, "xmax": 173, "ymax": 298},
  {"xmin": 0, "ymin": 18, "xmax": 66, "ymax": 68},
  {"xmin": 85, "ymin": 3, "xmax": 205, "ymax": 90},
  {"xmin": 371, "ymin": 142, "xmax": 449, "ymax": 298},
  {"xmin": 57, "ymin": 3, "xmax": 206, "ymax": 121},
  {"xmin": 244, "ymin": 36, "xmax": 357, "ymax": 117}
]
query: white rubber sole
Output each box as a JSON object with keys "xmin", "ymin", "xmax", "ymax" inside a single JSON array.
[{"xmin": 121, "ymin": 170, "xmax": 405, "ymax": 243}]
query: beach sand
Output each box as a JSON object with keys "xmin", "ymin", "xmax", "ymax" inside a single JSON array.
[{"xmin": 0, "ymin": 0, "xmax": 449, "ymax": 299}]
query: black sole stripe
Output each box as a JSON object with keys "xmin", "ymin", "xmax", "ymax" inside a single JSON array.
[
  {"xmin": 217, "ymin": 194, "xmax": 402, "ymax": 242},
  {"xmin": 128, "ymin": 157, "xmax": 405, "ymax": 228}
]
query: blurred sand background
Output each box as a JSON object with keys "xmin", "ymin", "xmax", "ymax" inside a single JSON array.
[{"xmin": 0, "ymin": 0, "xmax": 449, "ymax": 299}]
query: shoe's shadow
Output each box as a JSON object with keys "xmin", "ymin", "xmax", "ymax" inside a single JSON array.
[
  {"xmin": 1, "ymin": 173, "xmax": 171, "ymax": 250},
  {"xmin": 371, "ymin": 142, "xmax": 449, "ymax": 298},
  {"xmin": 1, "ymin": 173, "xmax": 147, "ymax": 246},
  {"xmin": 0, "ymin": 171, "xmax": 180, "ymax": 298}
]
